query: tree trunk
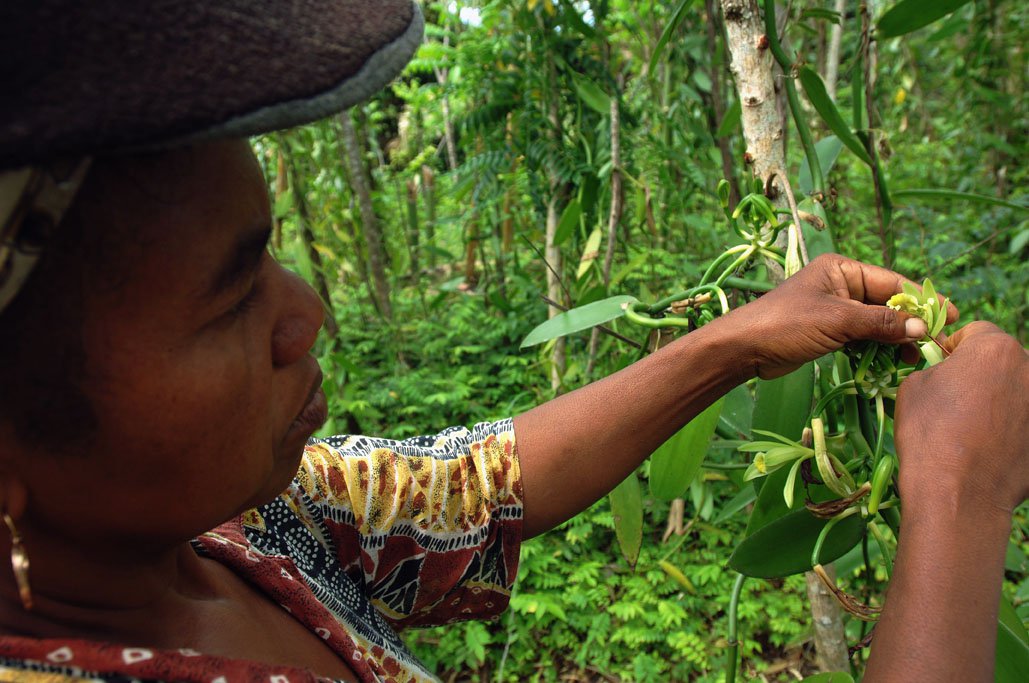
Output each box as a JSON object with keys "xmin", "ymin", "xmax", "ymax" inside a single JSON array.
[
  {"xmin": 421, "ymin": 166, "xmax": 437, "ymax": 270},
  {"xmin": 340, "ymin": 109, "xmax": 393, "ymax": 321},
  {"xmin": 272, "ymin": 150, "xmax": 287, "ymax": 252},
  {"xmin": 721, "ymin": 1, "xmax": 849, "ymax": 671},
  {"xmin": 586, "ymin": 88, "xmax": 623, "ymax": 380},
  {"xmin": 805, "ymin": 566, "xmax": 851, "ymax": 671},
  {"xmin": 705, "ymin": 0, "xmax": 742, "ymax": 208},
  {"xmin": 824, "ymin": 0, "xmax": 847, "ymax": 102}
]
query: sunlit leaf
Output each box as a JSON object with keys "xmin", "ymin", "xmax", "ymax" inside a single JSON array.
[
  {"xmin": 554, "ymin": 198, "xmax": 582, "ymax": 247},
  {"xmin": 520, "ymin": 295, "xmax": 637, "ymax": 347}
]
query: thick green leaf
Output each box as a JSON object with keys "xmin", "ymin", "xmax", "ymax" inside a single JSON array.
[
  {"xmin": 609, "ymin": 473, "xmax": 643, "ymax": 568},
  {"xmin": 997, "ymin": 596, "xmax": 1029, "ymax": 683},
  {"xmin": 798, "ymin": 68, "xmax": 873, "ymax": 167},
  {"xmin": 647, "ymin": 0, "xmax": 696, "ymax": 77},
  {"xmin": 650, "ymin": 398, "xmax": 725, "ymax": 500},
  {"xmin": 716, "ymin": 98, "xmax": 741, "ymax": 138},
  {"xmin": 799, "ymin": 136, "xmax": 844, "ymax": 196},
  {"xmin": 892, "ymin": 188, "xmax": 1029, "ymax": 213},
  {"xmin": 718, "ymin": 384, "xmax": 753, "ymax": 440},
  {"xmin": 878, "ymin": 0, "xmax": 973, "ymax": 39},
  {"xmin": 745, "ymin": 462, "xmax": 802, "ymax": 534},
  {"xmin": 520, "ymin": 295, "xmax": 636, "ymax": 348},
  {"xmin": 571, "ymin": 72, "xmax": 610, "ymax": 116},
  {"xmin": 752, "ymin": 363, "xmax": 815, "ymax": 442},
  {"xmin": 553, "ymin": 198, "xmax": 582, "ymax": 247},
  {"xmin": 729, "ymin": 509, "xmax": 865, "ymax": 578}
]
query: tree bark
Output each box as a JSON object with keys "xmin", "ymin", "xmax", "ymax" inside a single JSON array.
[
  {"xmin": 421, "ymin": 166, "xmax": 437, "ymax": 270},
  {"xmin": 824, "ymin": 0, "xmax": 847, "ymax": 102},
  {"xmin": 805, "ymin": 565, "xmax": 851, "ymax": 672},
  {"xmin": 405, "ymin": 179, "xmax": 420, "ymax": 280},
  {"xmin": 586, "ymin": 89, "xmax": 623, "ymax": 380},
  {"xmin": 705, "ymin": 0, "xmax": 742, "ymax": 208},
  {"xmin": 340, "ymin": 109, "xmax": 393, "ymax": 321},
  {"xmin": 721, "ymin": 1, "xmax": 849, "ymax": 671}
]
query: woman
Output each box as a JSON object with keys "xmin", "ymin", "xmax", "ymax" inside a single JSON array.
[{"xmin": 1, "ymin": 2, "xmax": 1025, "ymax": 681}]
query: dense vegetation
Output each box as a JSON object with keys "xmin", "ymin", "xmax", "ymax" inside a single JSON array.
[{"xmin": 257, "ymin": 1, "xmax": 1027, "ymax": 680}]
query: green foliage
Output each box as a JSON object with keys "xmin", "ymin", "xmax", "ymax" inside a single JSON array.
[{"xmin": 261, "ymin": 0, "xmax": 1028, "ymax": 678}]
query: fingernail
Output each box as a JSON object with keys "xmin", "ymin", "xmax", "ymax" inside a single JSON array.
[{"xmin": 904, "ymin": 318, "xmax": 927, "ymax": 338}]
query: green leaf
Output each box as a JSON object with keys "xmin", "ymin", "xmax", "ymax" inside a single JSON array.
[
  {"xmin": 576, "ymin": 227, "xmax": 603, "ymax": 280},
  {"xmin": 745, "ymin": 462, "xmax": 802, "ymax": 534},
  {"xmin": 799, "ymin": 136, "xmax": 844, "ymax": 195},
  {"xmin": 892, "ymin": 188, "xmax": 1029, "ymax": 213},
  {"xmin": 609, "ymin": 473, "xmax": 643, "ymax": 568},
  {"xmin": 553, "ymin": 198, "xmax": 582, "ymax": 247},
  {"xmin": 712, "ymin": 485, "xmax": 757, "ymax": 525},
  {"xmin": 520, "ymin": 295, "xmax": 637, "ymax": 348},
  {"xmin": 571, "ymin": 72, "xmax": 611, "ymax": 116},
  {"xmin": 878, "ymin": 0, "xmax": 973, "ymax": 39},
  {"xmin": 798, "ymin": 68, "xmax": 873, "ymax": 167},
  {"xmin": 752, "ymin": 363, "xmax": 815, "ymax": 442},
  {"xmin": 1010, "ymin": 229, "xmax": 1029, "ymax": 255},
  {"xmin": 718, "ymin": 384, "xmax": 753, "ymax": 439},
  {"xmin": 715, "ymin": 99, "xmax": 741, "ymax": 138},
  {"xmin": 729, "ymin": 509, "xmax": 865, "ymax": 578},
  {"xmin": 650, "ymin": 398, "xmax": 725, "ymax": 500},
  {"xmin": 648, "ymin": 0, "xmax": 697, "ymax": 77},
  {"xmin": 997, "ymin": 596, "xmax": 1029, "ymax": 683}
]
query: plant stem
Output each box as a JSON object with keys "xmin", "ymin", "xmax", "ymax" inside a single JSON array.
[
  {"xmin": 762, "ymin": 0, "xmax": 824, "ymax": 196},
  {"xmin": 725, "ymin": 573, "xmax": 747, "ymax": 682}
]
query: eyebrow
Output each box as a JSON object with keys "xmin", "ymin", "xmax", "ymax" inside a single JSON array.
[{"xmin": 204, "ymin": 225, "xmax": 272, "ymax": 301}]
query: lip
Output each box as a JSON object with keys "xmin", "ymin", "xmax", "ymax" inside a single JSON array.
[{"xmin": 285, "ymin": 368, "xmax": 328, "ymax": 443}]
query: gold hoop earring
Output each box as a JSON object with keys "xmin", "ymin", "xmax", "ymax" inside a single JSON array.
[{"xmin": 2, "ymin": 513, "xmax": 32, "ymax": 611}]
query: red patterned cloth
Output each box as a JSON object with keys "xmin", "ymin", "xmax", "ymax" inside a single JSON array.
[{"xmin": 0, "ymin": 420, "xmax": 523, "ymax": 682}]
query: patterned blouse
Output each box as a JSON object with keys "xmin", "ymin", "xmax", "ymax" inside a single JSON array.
[{"xmin": 0, "ymin": 419, "xmax": 523, "ymax": 683}]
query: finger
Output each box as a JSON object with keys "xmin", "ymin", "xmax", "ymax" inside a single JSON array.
[
  {"xmin": 843, "ymin": 301, "xmax": 928, "ymax": 344},
  {"xmin": 822, "ymin": 255, "xmax": 920, "ymax": 306},
  {"xmin": 941, "ymin": 321, "xmax": 1005, "ymax": 352}
]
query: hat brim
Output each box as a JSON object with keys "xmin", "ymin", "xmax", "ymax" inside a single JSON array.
[{"xmin": 1, "ymin": 0, "xmax": 425, "ymax": 169}]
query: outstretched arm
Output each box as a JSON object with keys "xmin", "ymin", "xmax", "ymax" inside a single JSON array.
[
  {"xmin": 514, "ymin": 254, "xmax": 943, "ymax": 538},
  {"xmin": 864, "ymin": 322, "xmax": 1029, "ymax": 681}
]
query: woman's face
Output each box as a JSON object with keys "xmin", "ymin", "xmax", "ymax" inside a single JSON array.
[{"xmin": 10, "ymin": 140, "xmax": 327, "ymax": 548}]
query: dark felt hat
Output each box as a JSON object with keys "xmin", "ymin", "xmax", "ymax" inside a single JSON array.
[
  {"xmin": 0, "ymin": 0, "xmax": 424, "ymax": 170},
  {"xmin": 0, "ymin": 0, "xmax": 423, "ymax": 314}
]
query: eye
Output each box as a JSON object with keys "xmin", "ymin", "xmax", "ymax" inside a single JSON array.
[{"xmin": 226, "ymin": 282, "xmax": 260, "ymax": 320}]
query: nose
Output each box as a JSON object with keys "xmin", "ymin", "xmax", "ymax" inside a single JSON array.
[{"xmin": 271, "ymin": 264, "xmax": 325, "ymax": 367}]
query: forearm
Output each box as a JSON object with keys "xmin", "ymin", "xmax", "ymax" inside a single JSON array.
[
  {"xmin": 864, "ymin": 482, "xmax": 1011, "ymax": 681},
  {"xmin": 513, "ymin": 317, "xmax": 754, "ymax": 538}
]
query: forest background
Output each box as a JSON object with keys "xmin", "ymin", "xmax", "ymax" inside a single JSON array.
[{"xmin": 257, "ymin": 0, "xmax": 1027, "ymax": 680}]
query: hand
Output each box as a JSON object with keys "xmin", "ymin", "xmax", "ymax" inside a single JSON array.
[
  {"xmin": 718, "ymin": 253, "xmax": 957, "ymax": 379},
  {"xmin": 894, "ymin": 321, "xmax": 1029, "ymax": 514}
]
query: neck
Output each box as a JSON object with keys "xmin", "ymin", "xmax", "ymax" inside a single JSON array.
[{"xmin": 0, "ymin": 522, "xmax": 223, "ymax": 641}]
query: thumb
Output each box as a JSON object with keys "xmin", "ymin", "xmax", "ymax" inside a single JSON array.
[{"xmin": 851, "ymin": 304, "xmax": 927, "ymax": 344}]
